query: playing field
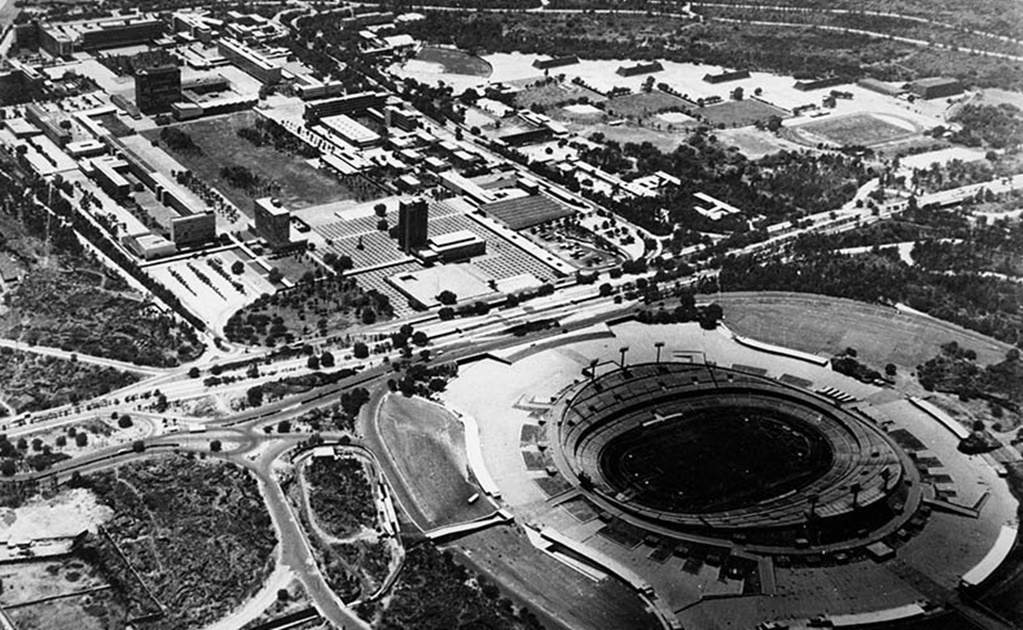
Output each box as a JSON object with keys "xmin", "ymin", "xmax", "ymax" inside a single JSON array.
[
  {"xmin": 605, "ymin": 91, "xmax": 690, "ymax": 118},
  {"xmin": 716, "ymin": 292, "xmax": 1012, "ymax": 368},
  {"xmin": 697, "ymin": 99, "xmax": 789, "ymax": 127},
  {"xmin": 787, "ymin": 112, "xmax": 921, "ymax": 147},
  {"xmin": 376, "ymin": 394, "xmax": 493, "ymax": 529},
  {"xmin": 415, "ymin": 46, "xmax": 492, "ymax": 77},
  {"xmin": 142, "ymin": 111, "xmax": 355, "ymax": 213}
]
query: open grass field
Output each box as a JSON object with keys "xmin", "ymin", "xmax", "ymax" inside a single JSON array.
[
  {"xmin": 453, "ymin": 526, "xmax": 660, "ymax": 630},
  {"xmin": 416, "ymin": 46, "xmax": 492, "ymax": 77},
  {"xmin": 787, "ymin": 112, "xmax": 921, "ymax": 147},
  {"xmin": 716, "ymin": 127, "xmax": 791, "ymax": 158},
  {"xmin": 142, "ymin": 111, "xmax": 354, "ymax": 213},
  {"xmin": 605, "ymin": 91, "xmax": 690, "ymax": 118},
  {"xmin": 514, "ymin": 82, "xmax": 606, "ymax": 110},
  {"xmin": 0, "ymin": 559, "xmax": 106, "ymax": 607},
  {"xmin": 7, "ymin": 590, "xmax": 128, "ymax": 630},
  {"xmin": 376, "ymin": 394, "xmax": 492, "ymax": 529},
  {"xmin": 716, "ymin": 292, "xmax": 1012, "ymax": 369},
  {"xmin": 697, "ymin": 99, "xmax": 789, "ymax": 127}
]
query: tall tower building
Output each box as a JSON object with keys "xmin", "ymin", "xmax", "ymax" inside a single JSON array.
[
  {"xmin": 254, "ymin": 197, "xmax": 291, "ymax": 249},
  {"xmin": 397, "ymin": 197, "xmax": 429, "ymax": 252},
  {"xmin": 135, "ymin": 65, "xmax": 181, "ymax": 114}
]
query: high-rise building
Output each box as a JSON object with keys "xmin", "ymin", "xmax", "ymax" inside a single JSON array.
[
  {"xmin": 135, "ymin": 65, "xmax": 181, "ymax": 114},
  {"xmin": 397, "ymin": 198, "xmax": 428, "ymax": 252},
  {"xmin": 254, "ymin": 197, "xmax": 292, "ymax": 249}
]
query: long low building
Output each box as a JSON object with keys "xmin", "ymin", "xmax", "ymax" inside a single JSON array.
[{"xmin": 319, "ymin": 114, "xmax": 380, "ymax": 148}]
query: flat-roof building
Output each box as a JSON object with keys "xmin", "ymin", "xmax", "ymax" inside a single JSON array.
[
  {"xmin": 428, "ymin": 230, "xmax": 486, "ymax": 262},
  {"xmin": 254, "ymin": 197, "xmax": 292, "ymax": 249},
  {"xmin": 320, "ymin": 114, "xmax": 380, "ymax": 148},
  {"xmin": 217, "ymin": 38, "xmax": 281, "ymax": 84},
  {"xmin": 37, "ymin": 15, "xmax": 164, "ymax": 56},
  {"xmin": 170, "ymin": 212, "xmax": 216, "ymax": 247},
  {"xmin": 909, "ymin": 77, "xmax": 964, "ymax": 100},
  {"xmin": 398, "ymin": 197, "xmax": 429, "ymax": 252},
  {"xmin": 304, "ymin": 91, "xmax": 387, "ymax": 120},
  {"xmin": 135, "ymin": 65, "xmax": 181, "ymax": 114}
]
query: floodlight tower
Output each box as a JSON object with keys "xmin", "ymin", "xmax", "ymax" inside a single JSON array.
[
  {"xmin": 619, "ymin": 346, "xmax": 630, "ymax": 368},
  {"xmin": 654, "ymin": 341, "xmax": 665, "ymax": 363}
]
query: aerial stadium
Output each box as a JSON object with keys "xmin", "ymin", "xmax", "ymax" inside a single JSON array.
[{"xmin": 550, "ymin": 363, "xmax": 912, "ymax": 550}]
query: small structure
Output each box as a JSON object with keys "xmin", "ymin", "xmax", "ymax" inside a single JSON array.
[
  {"xmin": 616, "ymin": 61, "xmax": 663, "ymax": 77},
  {"xmin": 703, "ymin": 69, "xmax": 750, "ymax": 84}
]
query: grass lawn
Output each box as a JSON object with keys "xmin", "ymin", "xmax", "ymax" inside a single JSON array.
[
  {"xmin": 416, "ymin": 46, "xmax": 492, "ymax": 77},
  {"xmin": 716, "ymin": 292, "xmax": 1012, "ymax": 368},
  {"xmin": 606, "ymin": 91, "xmax": 689, "ymax": 118},
  {"xmin": 376, "ymin": 394, "xmax": 493, "ymax": 529},
  {"xmin": 143, "ymin": 111, "xmax": 354, "ymax": 213},
  {"xmin": 515, "ymin": 82, "xmax": 605, "ymax": 109},
  {"xmin": 698, "ymin": 99, "xmax": 789, "ymax": 127}
]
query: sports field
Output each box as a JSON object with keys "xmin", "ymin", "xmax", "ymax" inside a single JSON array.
[
  {"xmin": 787, "ymin": 112, "xmax": 921, "ymax": 147},
  {"xmin": 605, "ymin": 91, "xmax": 690, "ymax": 118},
  {"xmin": 375, "ymin": 394, "xmax": 493, "ymax": 529},
  {"xmin": 415, "ymin": 46, "xmax": 492, "ymax": 77},
  {"xmin": 717, "ymin": 292, "xmax": 1012, "ymax": 368},
  {"xmin": 698, "ymin": 99, "xmax": 789, "ymax": 127}
]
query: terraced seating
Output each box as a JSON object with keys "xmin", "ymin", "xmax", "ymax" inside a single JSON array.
[{"xmin": 554, "ymin": 363, "xmax": 904, "ymax": 531}]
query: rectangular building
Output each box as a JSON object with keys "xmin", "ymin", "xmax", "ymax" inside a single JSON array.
[
  {"xmin": 217, "ymin": 38, "xmax": 281, "ymax": 84},
  {"xmin": 304, "ymin": 91, "xmax": 387, "ymax": 121},
  {"xmin": 320, "ymin": 114, "xmax": 380, "ymax": 148},
  {"xmin": 135, "ymin": 65, "xmax": 181, "ymax": 114},
  {"xmin": 909, "ymin": 77, "xmax": 964, "ymax": 100},
  {"xmin": 170, "ymin": 212, "xmax": 216, "ymax": 247},
  {"xmin": 253, "ymin": 197, "xmax": 292, "ymax": 248},
  {"xmin": 428, "ymin": 230, "xmax": 485, "ymax": 262},
  {"xmin": 398, "ymin": 197, "xmax": 429, "ymax": 252}
]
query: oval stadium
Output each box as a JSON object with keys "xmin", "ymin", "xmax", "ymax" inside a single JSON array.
[{"xmin": 551, "ymin": 363, "xmax": 908, "ymax": 547}]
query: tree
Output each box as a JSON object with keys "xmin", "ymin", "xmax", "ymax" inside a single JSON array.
[
  {"xmin": 377, "ymin": 218, "xmax": 388, "ymax": 231},
  {"xmin": 188, "ymin": 366, "xmax": 201, "ymax": 378},
  {"xmin": 1007, "ymin": 348, "xmax": 1020, "ymax": 362},
  {"xmin": 277, "ymin": 588, "xmax": 290, "ymax": 602},
  {"xmin": 75, "ymin": 432, "xmax": 88, "ymax": 447},
  {"xmin": 117, "ymin": 415, "xmax": 133, "ymax": 429},
  {"xmin": 374, "ymin": 203, "xmax": 387, "ymax": 217},
  {"xmin": 437, "ymin": 290, "xmax": 457, "ymax": 305},
  {"xmin": 132, "ymin": 440, "xmax": 146, "ymax": 453},
  {"xmin": 231, "ymin": 260, "xmax": 245, "ymax": 275},
  {"xmin": 307, "ymin": 355, "xmax": 321, "ymax": 370},
  {"xmin": 438, "ymin": 307, "xmax": 455, "ymax": 320},
  {"xmin": 731, "ymin": 87, "xmax": 744, "ymax": 101},
  {"xmin": 412, "ymin": 331, "xmax": 429, "ymax": 346},
  {"xmin": 0, "ymin": 459, "xmax": 14, "ymax": 477},
  {"xmin": 320, "ymin": 351, "xmax": 335, "ymax": 368},
  {"xmin": 885, "ymin": 363, "xmax": 897, "ymax": 377},
  {"xmin": 210, "ymin": 439, "xmax": 222, "ymax": 452},
  {"xmin": 278, "ymin": 420, "xmax": 291, "ymax": 433},
  {"xmin": 247, "ymin": 385, "xmax": 264, "ymax": 407},
  {"xmin": 268, "ymin": 267, "xmax": 284, "ymax": 284},
  {"xmin": 353, "ymin": 342, "xmax": 369, "ymax": 359},
  {"xmin": 599, "ymin": 282, "xmax": 613, "ymax": 297}
]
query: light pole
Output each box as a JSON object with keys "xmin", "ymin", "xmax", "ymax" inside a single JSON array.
[
  {"xmin": 619, "ymin": 346, "xmax": 629, "ymax": 368},
  {"xmin": 589, "ymin": 358, "xmax": 599, "ymax": 381},
  {"xmin": 654, "ymin": 341, "xmax": 665, "ymax": 363}
]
